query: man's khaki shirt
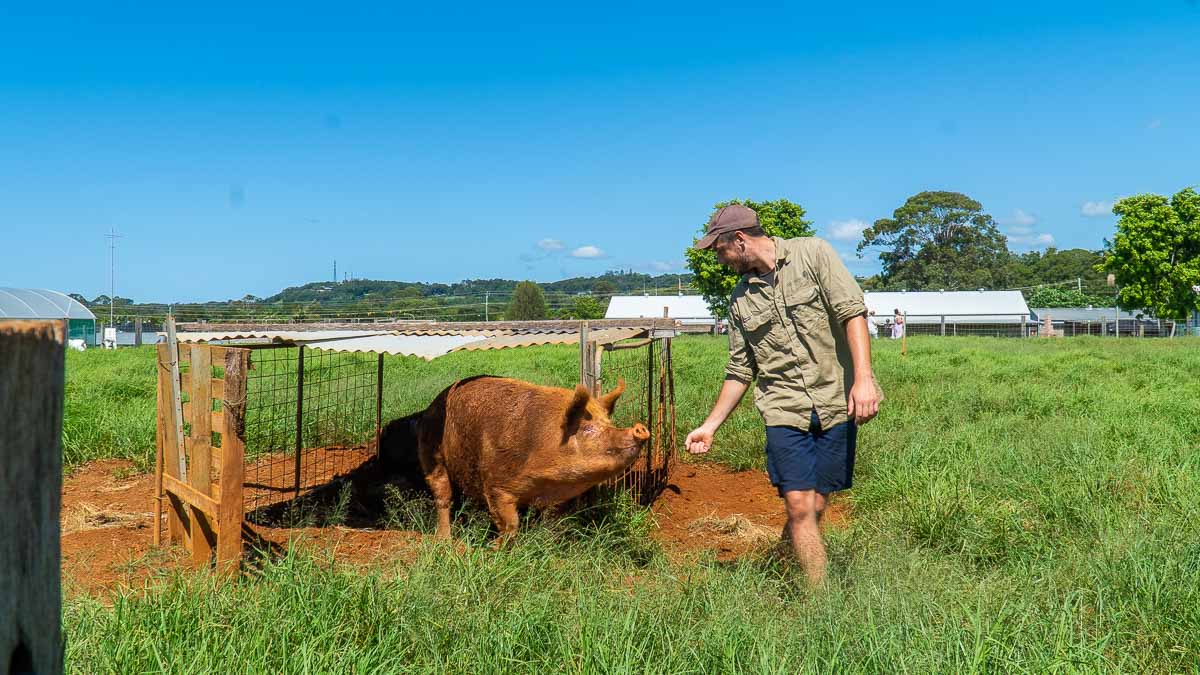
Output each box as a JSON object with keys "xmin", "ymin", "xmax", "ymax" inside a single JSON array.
[{"xmin": 725, "ymin": 236, "xmax": 868, "ymax": 429}]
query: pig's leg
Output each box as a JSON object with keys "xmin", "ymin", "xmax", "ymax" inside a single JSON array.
[
  {"xmin": 485, "ymin": 490, "xmax": 520, "ymax": 548},
  {"xmin": 424, "ymin": 464, "xmax": 454, "ymax": 539}
]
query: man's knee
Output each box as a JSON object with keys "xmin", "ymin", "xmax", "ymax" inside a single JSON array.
[{"xmin": 782, "ymin": 490, "xmax": 825, "ymax": 522}]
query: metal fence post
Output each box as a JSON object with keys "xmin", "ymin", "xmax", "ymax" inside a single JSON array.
[
  {"xmin": 294, "ymin": 345, "xmax": 305, "ymax": 499},
  {"xmin": 940, "ymin": 315, "xmax": 946, "ymax": 336}
]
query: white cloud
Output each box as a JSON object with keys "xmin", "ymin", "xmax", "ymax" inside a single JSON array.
[
  {"xmin": 1008, "ymin": 232, "xmax": 1055, "ymax": 248},
  {"xmin": 1009, "ymin": 209, "xmax": 1036, "ymax": 226},
  {"xmin": 1007, "ymin": 225, "xmax": 1032, "ymax": 235},
  {"xmin": 570, "ymin": 245, "xmax": 606, "ymax": 259},
  {"xmin": 1081, "ymin": 201, "xmax": 1114, "ymax": 217},
  {"xmin": 827, "ymin": 219, "xmax": 868, "ymax": 242},
  {"xmin": 649, "ymin": 261, "xmax": 677, "ymax": 272},
  {"xmin": 537, "ymin": 238, "xmax": 565, "ymax": 252}
]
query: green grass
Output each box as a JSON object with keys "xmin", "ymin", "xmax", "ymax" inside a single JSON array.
[{"xmin": 62, "ymin": 337, "xmax": 1200, "ymax": 672}]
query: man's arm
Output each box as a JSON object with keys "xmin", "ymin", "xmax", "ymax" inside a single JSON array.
[
  {"xmin": 812, "ymin": 238, "xmax": 881, "ymax": 425},
  {"xmin": 844, "ymin": 315, "xmax": 881, "ymax": 425},
  {"xmin": 686, "ymin": 305, "xmax": 755, "ymax": 454}
]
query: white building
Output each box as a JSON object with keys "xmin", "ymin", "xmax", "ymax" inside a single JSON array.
[
  {"xmin": 864, "ymin": 290, "xmax": 1031, "ymax": 324},
  {"xmin": 605, "ymin": 295, "xmax": 716, "ymax": 328}
]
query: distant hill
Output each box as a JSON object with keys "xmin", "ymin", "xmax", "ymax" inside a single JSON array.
[{"xmin": 263, "ymin": 271, "xmax": 696, "ymax": 306}]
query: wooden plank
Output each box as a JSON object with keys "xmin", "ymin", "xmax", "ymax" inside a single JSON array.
[
  {"xmin": 154, "ymin": 358, "xmax": 165, "ymax": 547},
  {"xmin": 188, "ymin": 345, "xmax": 215, "ymax": 565},
  {"xmin": 217, "ymin": 348, "xmax": 249, "ymax": 572},
  {"xmin": 211, "ymin": 378, "xmax": 224, "ymax": 400},
  {"xmin": 210, "ymin": 411, "xmax": 224, "ymax": 435},
  {"xmin": 0, "ymin": 321, "xmax": 65, "ymax": 675},
  {"xmin": 162, "ymin": 474, "xmax": 220, "ymax": 522},
  {"xmin": 156, "ymin": 343, "xmax": 185, "ymax": 544},
  {"xmin": 208, "ymin": 345, "xmax": 228, "ymax": 363}
]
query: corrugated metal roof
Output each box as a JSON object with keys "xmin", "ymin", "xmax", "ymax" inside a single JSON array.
[
  {"xmin": 171, "ymin": 330, "xmax": 390, "ymax": 343},
  {"xmin": 865, "ymin": 291, "xmax": 1030, "ymax": 324},
  {"xmin": 606, "ymin": 295, "xmax": 713, "ymax": 320},
  {"xmin": 1031, "ymin": 307, "xmax": 1140, "ymax": 322},
  {"xmin": 170, "ymin": 326, "xmax": 647, "ymax": 359},
  {"xmin": 0, "ymin": 288, "xmax": 96, "ymax": 320},
  {"xmin": 455, "ymin": 327, "xmax": 644, "ymax": 352},
  {"xmin": 306, "ymin": 333, "xmax": 490, "ymax": 359}
]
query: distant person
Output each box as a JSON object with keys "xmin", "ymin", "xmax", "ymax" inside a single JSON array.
[
  {"xmin": 867, "ymin": 310, "xmax": 879, "ymax": 339},
  {"xmin": 891, "ymin": 309, "xmax": 905, "ymax": 340},
  {"xmin": 684, "ymin": 204, "xmax": 882, "ymax": 588}
]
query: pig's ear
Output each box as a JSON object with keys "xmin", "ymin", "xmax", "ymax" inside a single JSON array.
[
  {"xmin": 599, "ymin": 378, "xmax": 625, "ymax": 415},
  {"xmin": 565, "ymin": 384, "xmax": 591, "ymax": 426}
]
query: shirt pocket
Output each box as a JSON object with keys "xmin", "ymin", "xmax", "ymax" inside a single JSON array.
[
  {"xmin": 739, "ymin": 308, "xmax": 779, "ymax": 363},
  {"xmin": 784, "ymin": 281, "xmax": 829, "ymax": 333}
]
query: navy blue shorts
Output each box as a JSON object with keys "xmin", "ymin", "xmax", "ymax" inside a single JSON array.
[{"xmin": 765, "ymin": 410, "xmax": 857, "ymax": 496}]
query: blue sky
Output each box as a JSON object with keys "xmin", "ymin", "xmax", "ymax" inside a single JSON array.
[{"xmin": 3, "ymin": 1, "xmax": 1198, "ymax": 303}]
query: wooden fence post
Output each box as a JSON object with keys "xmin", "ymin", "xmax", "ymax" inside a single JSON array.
[
  {"xmin": 1, "ymin": 321, "xmax": 65, "ymax": 675},
  {"xmin": 217, "ymin": 349, "xmax": 249, "ymax": 572}
]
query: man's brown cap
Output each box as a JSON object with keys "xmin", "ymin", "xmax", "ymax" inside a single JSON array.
[{"xmin": 694, "ymin": 204, "xmax": 759, "ymax": 250}]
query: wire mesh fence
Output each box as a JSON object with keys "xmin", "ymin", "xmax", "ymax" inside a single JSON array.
[
  {"xmin": 242, "ymin": 345, "xmax": 381, "ymax": 524},
  {"xmin": 590, "ymin": 336, "xmax": 676, "ymax": 506},
  {"xmin": 874, "ymin": 314, "xmax": 1195, "ymax": 339}
]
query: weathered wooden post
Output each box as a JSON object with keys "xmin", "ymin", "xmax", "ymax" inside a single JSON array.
[{"xmin": 1, "ymin": 321, "xmax": 65, "ymax": 675}]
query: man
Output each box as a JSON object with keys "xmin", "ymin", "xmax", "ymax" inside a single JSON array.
[{"xmin": 685, "ymin": 204, "xmax": 881, "ymax": 587}]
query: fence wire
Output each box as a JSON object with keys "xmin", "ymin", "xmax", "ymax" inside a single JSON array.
[
  {"xmin": 874, "ymin": 314, "xmax": 1195, "ymax": 339},
  {"xmin": 242, "ymin": 345, "xmax": 379, "ymax": 524},
  {"xmin": 593, "ymin": 337, "xmax": 675, "ymax": 506}
]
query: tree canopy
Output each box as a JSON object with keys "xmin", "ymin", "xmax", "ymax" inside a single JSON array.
[
  {"xmin": 1097, "ymin": 188, "xmax": 1200, "ymax": 323},
  {"xmin": 857, "ymin": 191, "xmax": 1010, "ymax": 290},
  {"xmin": 506, "ymin": 281, "xmax": 548, "ymax": 320}
]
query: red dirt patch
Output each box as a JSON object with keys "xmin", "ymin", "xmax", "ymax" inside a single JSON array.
[
  {"xmin": 61, "ymin": 458, "xmax": 850, "ymax": 595},
  {"xmin": 651, "ymin": 461, "xmax": 850, "ymax": 561}
]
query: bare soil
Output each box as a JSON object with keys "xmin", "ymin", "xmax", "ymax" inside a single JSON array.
[{"xmin": 61, "ymin": 458, "xmax": 848, "ymax": 595}]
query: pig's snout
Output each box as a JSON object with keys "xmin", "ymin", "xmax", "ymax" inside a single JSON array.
[{"xmin": 631, "ymin": 423, "xmax": 649, "ymax": 443}]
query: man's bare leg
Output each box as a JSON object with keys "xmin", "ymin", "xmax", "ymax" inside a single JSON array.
[{"xmin": 782, "ymin": 489, "xmax": 828, "ymax": 587}]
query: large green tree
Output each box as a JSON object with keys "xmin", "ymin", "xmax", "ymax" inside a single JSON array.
[
  {"xmin": 684, "ymin": 198, "xmax": 814, "ymax": 318},
  {"xmin": 556, "ymin": 295, "xmax": 606, "ymax": 320},
  {"xmin": 857, "ymin": 191, "xmax": 1010, "ymax": 290},
  {"xmin": 506, "ymin": 281, "xmax": 548, "ymax": 320},
  {"xmin": 1097, "ymin": 188, "xmax": 1200, "ymax": 332}
]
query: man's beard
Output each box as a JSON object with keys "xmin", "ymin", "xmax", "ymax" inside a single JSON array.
[{"xmin": 725, "ymin": 251, "xmax": 753, "ymax": 275}]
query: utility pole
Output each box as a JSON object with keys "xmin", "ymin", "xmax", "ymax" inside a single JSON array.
[
  {"xmin": 105, "ymin": 227, "xmax": 122, "ymax": 347},
  {"xmin": 1077, "ymin": 277, "xmax": 1082, "ymax": 294},
  {"xmin": 484, "ymin": 291, "xmax": 490, "ymax": 322},
  {"xmin": 333, "ymin": 260, "xmax": 337, "ymax": 283}
]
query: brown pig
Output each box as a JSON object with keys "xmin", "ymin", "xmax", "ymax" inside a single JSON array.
[{"xmin": 416, "ymin": 375, "xmax": 649, "ymax": 542}]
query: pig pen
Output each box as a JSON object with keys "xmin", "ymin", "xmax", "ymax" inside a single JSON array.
[{"xmin": 152, "ymin": 321, "xmax": 678, "ymax": 570}]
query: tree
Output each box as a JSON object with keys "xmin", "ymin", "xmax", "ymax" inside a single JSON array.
[
  {"xmin": 1025, "ymin": 287, "xmax": 1110, "ymax": 308},
  {"xmin": 857, "ymin": 191, "xmax": 1010, "ymax": 290},
  {"xmin": 591, "ymin": 280, "xmax": 617, "ymax": 297},
  {"xmin": 684, "ymin": 198, "xmax": 814, "ymax": 318},
  {"xmin": 1097, "ymin": 188, "xmax": 1200, "ymax": 333},
  {"xmin": 556, "ymin": 296, "xmax": 606, "ymax": 320},
  {"xmin": 506, "ymin": 281, "xmax": 548, "ymax": 321}
]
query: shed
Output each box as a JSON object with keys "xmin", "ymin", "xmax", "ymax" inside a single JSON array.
[
  {"xmin": 0, "ymin": 288, "xmax": 96, "ymax": 345},
  {"xmin": 864, "ymin": 290, "xmax": 1031, "ymax": 324},
  {"xmin": 606, "ymin": 295, "xmax": 715, "ymax": 326}
]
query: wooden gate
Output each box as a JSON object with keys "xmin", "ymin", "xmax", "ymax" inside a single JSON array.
[{"xmin": 154, "ymin": 342, "xmax": 249, "ymax": 572}]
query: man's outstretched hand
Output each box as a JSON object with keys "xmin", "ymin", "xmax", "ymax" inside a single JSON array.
[{"xmin": 685, "ymin": 426, "xmax": 715, "ymax": 455}]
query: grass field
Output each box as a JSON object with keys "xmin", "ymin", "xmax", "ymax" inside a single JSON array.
[{"xmin": 62, "ymin": 336, "xmax": 1200, "ymax": 672}]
